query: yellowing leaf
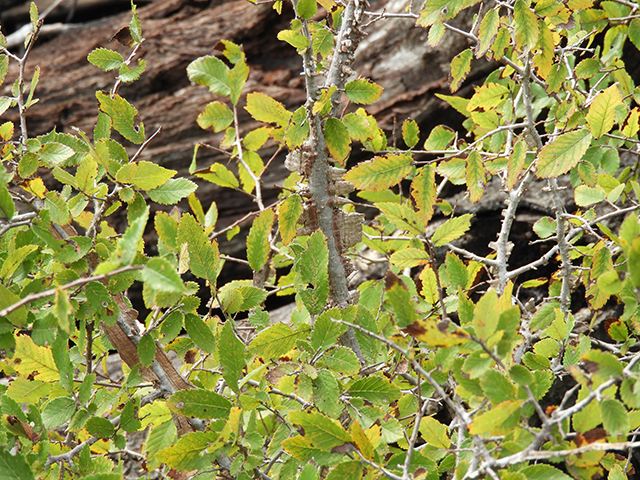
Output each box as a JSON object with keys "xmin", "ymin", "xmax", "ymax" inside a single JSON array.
[
  {"xmin": 514, "ymin": 0, "xmax": 540, "ymax": 52},
  {"xmin": 586, "ymin": 85, "xmax": 624, "ymax": 139},
  {"xmin": 419, "ymin": 265, "xmax": 439, "ymax": 304},
  {"xmin": 344, "ymin": 78, "xmax": 383, "ymax": 104},
  {"xmin": 277, "ymin": 194, "xmax": 303, "ymax": 245},
  {"xmin": 507, "ymin": 140, "xmax": 526, "ymax": 190},
  {"xmin": 87, "ymin": 48, "xmax": 124, "ymax": 71},
  {"xmin": 96, "ymin": 92, "xmax": 145, "ymax": 144},
  {"xmin": 476, "ymin": 9, "xmax": 499, "ymax": 58},
  {"xmin": 247, "ymin": 209, "xmax": 275, "ymax": 271},
  {"xmin": 402, "ymin": 316, "xmax": 468, "ymax": 347},
  {"xmin": 116, "ymin": 161, "xmax": 176, "ymax": 190},
  {"xmin": 389, "ymin": 247, "xmax": 430, "ymax": 268},
  {"xmin": 575, "ymin": 184, "xmax": 606, "ymax": 206},
  {"xmin": 248, "ymin": 323, "xmax": 311, "ymax": 359},
  {"xmin": 402, "ymin": 118, "xmax": 420, "ymax": 148},
  {"xmin": 324, "ymin": 117, "xmax": 351, "ymax": 165},
  {"xmin": 472, "ymin": 289, "xmax": 499, "ymax": 342},
  {"xmin": 344, "ymin": 154, "xmax": 412, "ymax": 191},
  {"xmin": 465, "ymin": 151, "xmax": 486, "ymax": 203},
  {"xmin": 197, "ymin": 101, "xmax": 233, "ymax": 132},
  {"xmin": 376, "ymin": 202, "xmax": 424, "ymax": 235},
  {"xmin": 536, "ymin": 129, "xmax": 592, "ymax": 178},
  {"xmin": 245, "ymin": 92, "xmax": 292, "ymax": 127},
  {"xmin": 468, "ymin": 400, "xmax": 521, "ymax": 436},
  {"xmin": 194, "ymin": 163, "xmax": 239, "ymax": 189},
  {"xmin": 418, "ymin": 416, "xmax": 450, "ymax": 448},
  {"xmin": 431, "ymin": 214, "xmax": 473, "ymax": 247},
  {"xmin": 467, "ymin": 83, "xmax": 509, "ymax": 112},
  {"xmin": 14, "ymin": 335, "xmax": 59, "ymax": 382},
  {"xmin": 533, "ymin": 20, "xmax": 554, "ymax": 79},
  {"xmin": 450, "ymin": 48, "xmax": 473, "ymax": 92},
  {"xmin": 411, "ymin": 164, "xmax": 437, "ymax": 225},
  {"xmin": 622, "ymin": 107, "xmax": 640, "ymax": 138}
]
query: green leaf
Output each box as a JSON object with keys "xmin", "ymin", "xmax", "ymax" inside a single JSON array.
[
  {"xmin": 197, "ymin": 101, "xmax": 233, "ymax": 132},
  {"xmin": 0, "ymin": 244, "xmax": 38, "ymax": 280},
  {"xmin": 297, "ymin": 0, "xmax": 317, "ymax": 19},
  {"xmin": 349, "ymin": 376, "xmax": 401, "ymax": 403},
  {"xmin": 629, "ymin": 18, "xmax": 640, "ymax": 50},
  {"xmin": 629, "ymin": 237, "xmax": 640, "ymax": 287},
  {"xmin": 310, "ymin": 311, "xmax": 349, "ymax": 350},
  {"xmin": 86, "ymin": 417, "xmax": 115, "ymax": 439},
  {"xmin": 0, "ymin": 448, "xmax": 35, "ymax": 480},
  {"xmin": 376, "ymin": 202, "xmax": 424, "ymax": 235},
  {"xmin": 137, "ymin": 334, "xmax": 156, "ymax": 368},
  {"xmin": 389, "ymin": 247, "xmax": 430, "ymax": 268},
  {"xmin": 601, "ymin": 398, "xmax": 630, "ymax": 436},
  {"xmin": 44, "ymin": 191, "xmax": 71, "ymax": 226},
  {"xmin": 42, "ymin": 396, "xmax": 76, "ymax": 429},
  {"xmin": 142, "ymin": 257, "xmax": 185, "ymax": 293},
  {"xmin": 385, "ymin": 271, "xmax": 417, "ymax": 328},
  {"xmin": 402, "ymin": 118, "xmax": 419, "ymax": 147},
  {"xmin": 218, "ymin": 321, "xmax": 245, "ymax": 393},
  {"xmin": 313, "ymin": 369, "xmax": 341, "ymax": 417},
  {"xmin": 219, "ymin": 283, "xmax": 269, "ymax": 313},
  {"xmin": 417, "ymin": 0, "xmax": 454, "ymax": 27},
  {"xmin": 431, "ymin": 214, "xmax": 472, "ymax": 247},
  {"xmin": 177, "ymin": 214, "xmax": 219, "ymax": 285},
  {"xmin": 157, "ymin": 431, "xmax": 217, "ymax": 471},
  {"xmin": 536, "ymin": 129, "xmax": 593, "ymax": 178},
  {"xmin": 514, "ymin": 0, "xmax": 540, "ymax": 51},
  {"xmin": 449, "ymin": 48, "xmax": 472, "ymax": 93},
  {"xmin": 116, "ymin": 160, "xmax": 176, "ymax": 191},
  {"xmin": 247, "ymin": 209, "xmax": 275, "ymax": 271},
  {"xmin": 344, "ymin": 154, "xmax": 412, "ymax": 191},
  {"xmin": 39, "ymin": 142, "xmax": 75, "ymax": 166},
  {"xmin": 277, "ymin": 194, "xmax": 303, "ymax": 245},
  {"xmin": 586, "ymin": 85, "xmax": 624, "ymax": 139},
  {"xmin": 118, "ymin": 59, "xmax": 147, "ymax": 83},
  {"xmin": 148, "ymin": 178, "xmax": 197, "ymax": 205},
  {"xmin": 96, "ymin": 92, "xmax": 145, "ymax": 144},
  {"xmin": 289, "ymin": 410, "xmax": 352, "ymax": 451},
  {"xmin": 326, "ymin": 461, "xmax": 363, "ymax": 480},
  {"xmin": 480, "ymin": 369, "xmax": 516, "ymax": 405},
  {"xmin": 0, "ymin": 185, "xmax": 15, "ymax": 219},
  {"xmin": 87, "ymin": 48, "xmax": 124, "ymax": 71},
  {"xmin": 229, "ymin": 58, "xmax": 249, "ymax": 105},
  {"xmin": 318, "ymin": 346, "xmax": 360, "ymax": 375},
  {"xmin": 144, "ymin": 421, "xmax": 177, "ymax": 470},
  {"xmin": 575, "ymin": 184, "xmax": 606, "ymax": 207},
  {"xmin": 248, "ymin": 323, "xmax": 311, "ymax": 359},
  {"xmin": 532, "ymin": 216, "xmax": 556, "ymax": 239},
  {"xmin": 285, "ymin": 106, "xmax": 310, "ymax": 148},
  {"xmin": 245, "ymin": 92, "xmax": 291, "ymax": 127},
  {"xmin": 344, "ymin": 78, "xmax": 383, "ymax": 104},
  {"xmin": 324, "ymin": 117, "xmax": 351, "ymax": 165},
  {"xmin": 168, "ymin": 389, "xmax": 232, "ymax": 419},
  {"xmin": 186, "ymin": 56, "xmax": 230, "ymax": 96},
  {"xmin": 518, "ymin": 465, "xmax": 572, "ymax": 480},
  {"xmin": 155, "ymin": 211, "xmax": 179, "ymax": 252},
  {"xmin": 184, "ymin": 314, "xmax": 216, "ymax": 354}
]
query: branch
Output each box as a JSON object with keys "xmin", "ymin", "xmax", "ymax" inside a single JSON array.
[{"xmin": 0, "ymin": 264, "xmax": 143, "ymax": 318}]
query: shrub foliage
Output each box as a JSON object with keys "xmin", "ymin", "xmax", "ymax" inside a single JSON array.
[{"xmin": 2, "ymin": 0, "xmax": 640, "ymax": 478}]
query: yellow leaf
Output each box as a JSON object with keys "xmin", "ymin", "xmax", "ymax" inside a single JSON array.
[
  {"xmin": 14, "ymin": 335, "xmax": 59, "ymax": 382},
  {"xmin": 586, "ymin": 85, "xmax": 624, "ymax": 139}
]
